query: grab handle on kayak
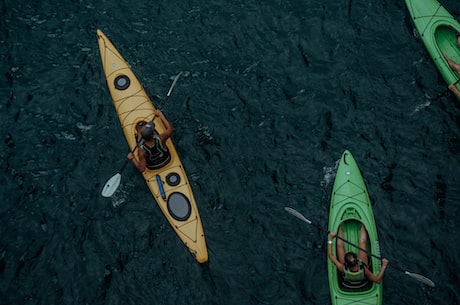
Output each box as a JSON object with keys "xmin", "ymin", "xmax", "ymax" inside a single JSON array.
[{"xmin": 156, "ymin": 175, "xmax": 166, "ymax": 199}]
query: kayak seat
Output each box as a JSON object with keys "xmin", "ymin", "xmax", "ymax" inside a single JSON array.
[{"xmin": 340, "ymin": 275, "xmax": 370, "ymax": 290}]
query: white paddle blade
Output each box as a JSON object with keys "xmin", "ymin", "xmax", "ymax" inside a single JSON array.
[
  {"xmin": 166, "ymin": 72, "xmax": 183, "ymax": 97},
  {"xmin": 404, "ymin": 271, "xmax": 435, "ymax": 287},
  {"xmin": 284, "ymin": 207, "xmax": 312, "ymax": 224},
  {"xmin": 101, "ymin": 173, "xmax": 121, "ymax": 197}
]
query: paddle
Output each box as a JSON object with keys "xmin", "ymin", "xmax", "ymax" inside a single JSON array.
[
  {"xmin": 284, "ymin": 206, "xmax": 435, "ymax": 288},
  {"xmin": 101, "ymin": 137, "xmax": 144, "ymax": 197},
  {"xmin": 101, "ymin": 72, "xmax": 183, "ymax": 197}
]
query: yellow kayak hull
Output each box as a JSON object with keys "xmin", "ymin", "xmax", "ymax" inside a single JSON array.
[{"xmin": 97, "ymin": 29, "xmax": 208, "ymax": 263}]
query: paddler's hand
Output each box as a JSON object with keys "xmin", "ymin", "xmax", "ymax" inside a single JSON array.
[
  {"xmin": 381, "ymin": 258, "xmax": 389, "ymax": 267},
  {"xmin": 127, "ymin": 152, "xmax": 135, "ymax": 160},
  {"xmin": 155, "ymin": 109, "xmax": 164, "ymax": 118},
  {"xmin": 328, "ymin": 232, "xmax": 337, "ymax": 240}
]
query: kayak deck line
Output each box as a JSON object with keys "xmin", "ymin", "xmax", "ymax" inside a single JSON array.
[
  {"xmin": 414, "ymin": 3, "xmax": 442, "ymax": 37},
  {"xmin": 332, "ymin": 180, "xmax": 370, "ymax": 207}
]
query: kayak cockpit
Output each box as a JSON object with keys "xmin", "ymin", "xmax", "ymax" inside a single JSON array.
[
  {"xmin": 435, "ymin": 25, "xmax": 460, "ymax": 58},
  {"xmin": 337, "ymin": 219, "xmax": 375, "ymax": 292}
]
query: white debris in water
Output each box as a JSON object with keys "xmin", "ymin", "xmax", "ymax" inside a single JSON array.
[
  {"xmin": 77, "ymin": 122, "xmax": 94, "ymax": 132},
  {"xmin": 321, "ymin": 160, "xmax": 339, "ymax": 188},
  {"xmin": 410, "ymin": 99, "xmax": 431, "ymax": 115},
  {"xmin": 56, "ymin": 131, "xmax": 76, "ymax": 140},
  {"xmin": 111, "ymin": 186, "xmax": 128, "ymax": 208}
]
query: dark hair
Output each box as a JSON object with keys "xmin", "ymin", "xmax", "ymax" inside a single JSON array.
[
  {"xmin": 141, "ymin": 121, "xmax": 155, "ymax": 140},
  {"xmin": 344, "ymin": 252, "xmax": 358, "ymax": 267}
]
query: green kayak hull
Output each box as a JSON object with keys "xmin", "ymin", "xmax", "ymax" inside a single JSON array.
[
  {"xmin": 405, "ymin": 0, "xmax": 460, "ymax": 100},
  {"xmin": 327, "ymin": 150, "xmax": 383, "ymax": 305}
]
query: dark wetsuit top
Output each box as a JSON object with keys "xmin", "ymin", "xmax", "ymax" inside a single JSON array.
[{"xmin": 140, "ymin": 134, "xmax": 171, "ymax": 170}]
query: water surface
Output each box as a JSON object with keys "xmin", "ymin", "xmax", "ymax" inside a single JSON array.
[{"xmin": 1, "ymin": 0, "xmax": 460, "ymax": 304}]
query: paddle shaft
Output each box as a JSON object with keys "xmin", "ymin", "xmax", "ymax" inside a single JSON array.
[
  {"xmin": 331, "ymin": 233, "xmax": 412, "ymax": 274},
  {"xmin": 283, "ymin": 206, "xmax": 435, "ymax": 287},
  {"xmin": 305, "ymin": 218, "xmax": 386, "ymax": 262},
  {"xmin": 284, "ymin": 207, "xmax": 390, "ymax": 261},
  {"xmin": 118, "ymin": 139, "xmax": 142, "ymax": 174}
]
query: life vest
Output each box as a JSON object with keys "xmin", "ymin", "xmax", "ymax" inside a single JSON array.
[
  {"xmin": 140, "ymin": 134, "xmax": 171, "ymax": 170},
  {"xmin": 343, "ymin": 261, "xmax": 365, "ymax": 282}
]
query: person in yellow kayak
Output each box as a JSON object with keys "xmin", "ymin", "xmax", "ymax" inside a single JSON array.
[
  {"xmin": 128, "ymin": 109, "xmax": 173, "ymax": 172},
  {"xmin": 328, "ymin": 224, "xmax": 389, "ymax": 284}
]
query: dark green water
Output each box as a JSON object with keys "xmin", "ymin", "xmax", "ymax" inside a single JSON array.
[{"xmin": 1, "ymin": 0, "xmax": 460, "ymax": 304}]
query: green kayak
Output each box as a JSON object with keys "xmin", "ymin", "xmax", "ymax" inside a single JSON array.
[
  {"xmin": 405, "ymin": 0, "xmax": 460, "ymax": 100},
  {"xmin": 327, "ymin": 150, "xmax": 383, "ymax": 305}
]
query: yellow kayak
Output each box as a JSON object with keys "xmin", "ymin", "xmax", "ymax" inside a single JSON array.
[{"xmin": 97, "ymin": 29, "xmax": 208, "ymax": 263}]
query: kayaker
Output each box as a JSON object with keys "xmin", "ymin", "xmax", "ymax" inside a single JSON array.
[
  {"xmin": 442, "ymin": 53, "xmax": 460, "ymax": 99},
  {"xmin": 128, "ymin": 109, "xmax": 173, "ymax": 172},
  {"xmin": 328, "ymin": 224, "xmax": 389, "ymax": 284}
]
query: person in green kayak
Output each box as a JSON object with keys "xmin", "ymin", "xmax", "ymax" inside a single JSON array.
[
  {"xmin": 442, "ymin": 53, "xmax": 460, "ymax": 99},
  {"xmin": 438, "ymin": 31, "xmax": 460, "ymax": 98},
  {"xmin": 328, "ymin": 224, "xmax": 389, "ymax": 284},
  {"xmin": 128, "ymin": 109, "xmax": 172, "ymax": 172}
]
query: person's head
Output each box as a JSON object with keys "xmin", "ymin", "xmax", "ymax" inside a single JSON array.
[
  {"xmin": 141, "ymin": 121, "xmax": 155, "ymax": 140},
  {"xmin": 344, "ymin": 252, "xmax": 358, "ymax": 268}
]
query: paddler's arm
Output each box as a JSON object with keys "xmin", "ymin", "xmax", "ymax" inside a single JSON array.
[
  {"xmin": 327, "ymin": 233, "xmax": 344, "ymax": 272},
  {"xmin": 364, "ymin": 258, "xmax": 389, "ymax": 284},
  {"xmin": 128, "ymin": 150, "xmax": 147, "ymax": 172},
  {"xmin": 448, "ymin": 82, "xmax": 460, "ymax": 99},
  {"xmin": 155, "ymin": 109, "xmax": 173, "ymax": 144}
]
